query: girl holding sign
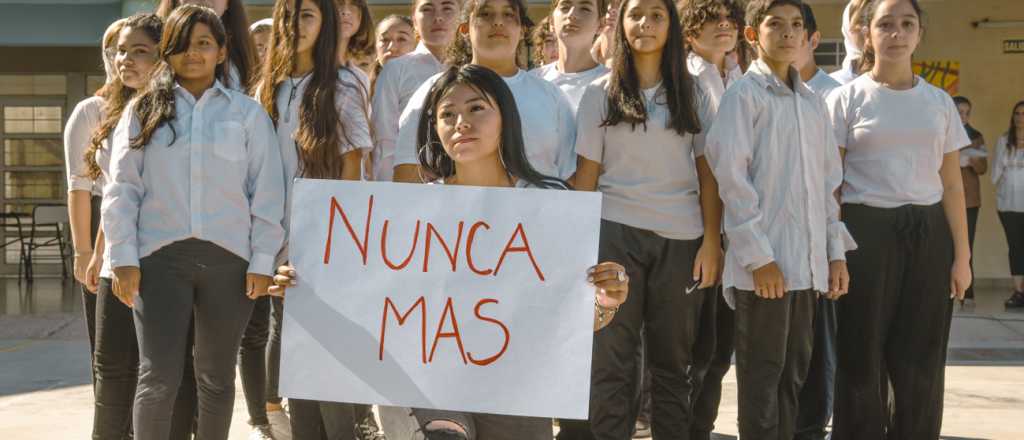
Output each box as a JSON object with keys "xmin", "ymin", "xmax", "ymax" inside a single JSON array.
[
  {"xmin": 572, "ymin": 0, "xmax": 721, "ymax": 437},
  {"xmin": 103, "ymin": 5, "xmax": 285, "ymax": 439},
  {"xmin": 270, "ymin": 64, "xmax": 629, "ymax": 440},
  {"xmin": 390, "ymin": 0, "xmax": 578, "ymax": 184},
  {"xmin": 371, "ymin": 0, "xmax": 462, "ymax": 181},
  {"xmin": 254, "ymin": 0, "xmax": 373, "ymax": 438}
]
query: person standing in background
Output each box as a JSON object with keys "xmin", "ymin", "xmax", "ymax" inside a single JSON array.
[
  {"xmin": 992, "ymin": 101, "xmax": 1024, "ymax": 310},
  {"xmin": 954, "ymin": 95, "xmax": 987, "ymax": 310}
]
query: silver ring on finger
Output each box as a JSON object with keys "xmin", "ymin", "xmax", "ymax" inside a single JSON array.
[{"xmin": 617, "ymin": 271, "xmax": 626, "ymax": 282}]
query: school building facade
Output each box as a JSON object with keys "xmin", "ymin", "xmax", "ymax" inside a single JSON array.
[{"xmin": 0, "ymin": 0, "xmax": 1021, "ymax": 281}]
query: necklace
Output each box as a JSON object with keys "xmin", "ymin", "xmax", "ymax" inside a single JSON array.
[{"xmin": 283, "ymin": 73, "xmax": 311, "ymax": 124}]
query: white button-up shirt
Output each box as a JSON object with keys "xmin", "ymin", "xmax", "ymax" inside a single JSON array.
[
  {"xmin": 705, "ymin": 59, "xmax": 855, "ymax": 299},
  {"xmin": 370, "ymin": 43, "xmax": 445, "ymax": 182},
  {"xmin": 807, "ymin": 68, "xmax": 842, "ymax": 97},
  {"xmin": 64, "ymin": 96, "xmax": 106, "ymax": 196},
  {"xmin": 687, "ymin": 51, "xmax": 743, "ymax": 113},
  {"xmin": 393, "ymin": 69, "xmax": 577, "ymax": 180},
  {"xmin": 103, "ymin": 81, "xmax": 286, "ymax": 276},
  {"xmin": 992, "ymin": 135, "xmax": 1024, "ymax": 212}
]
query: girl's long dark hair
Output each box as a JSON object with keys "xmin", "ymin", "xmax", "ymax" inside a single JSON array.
[
  {"xmin": 157, "ymin": 0, "xmax": 256, "ymax": 91},
  {"xmin": 256, "ymin": 0, "xmax": 366, "ymax": 179},
  {"xmin": 85, "ymin": 13, "xmax": 163, "ymax": 178},
  {"xmin": 416, "ymin": 64, "xmax": 568, "ymax": 189},
  {"xmin": 131, "ymin": 4, "xmax": 227, "ymax": 150},
  {"xmin": 1009, "ymin": 101, "xmax": 1024, "ymax": 153},
  {"xmin": 603, "ymin": 0, "xmax": 701, "ymax": 135}
]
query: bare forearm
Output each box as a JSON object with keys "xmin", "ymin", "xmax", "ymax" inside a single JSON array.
[{"xmin": 67, "ymin": 190, "xmax": 94, "ymax": 253}]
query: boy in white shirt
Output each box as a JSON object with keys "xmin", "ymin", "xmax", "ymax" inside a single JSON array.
[{"xmin": 704, "ymin": 1, "xmax": 855, "ymax": 438}]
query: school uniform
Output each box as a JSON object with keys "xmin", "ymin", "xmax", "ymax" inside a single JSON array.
[
  {"xmin": 685, "ymin": 50, "xmax": 743, "ymax": 440},
  {"xmin": 532, "ymin": 62, "xmax": 609, "ymax": 113},
  {"xmin": 687, "ymin": 51, "xmax": 743, "ymax": 113},
  {"xmin": 265, "ymin": 68, "xmax": 372, "ymax": 440},
  {"xmin": 704, "ymin": 59, "xmax": 854, "ymax": 440},
  {"xmin": 574, "ymin": 74, "xmax": 713, "ymax": 440},
  {"xmin": 793, "ymin": 68, "xmax": 842, "ymax": 440},
  {"xmin": 393, "ymin": 69, "xmax": 578, "ymax": 181},
  {"xmin": 370, "ymin": 43, "xmax": 445, "ymax": 182},
  {"xmin": 993, "ymin": 135, "xmax": 1024, "ymax": 275},
  {"xmin": 826, "ymin": 74, "xmax": 970, "ymax": 440},
  {"xmin": 104, "ymin": 80, "xmax": 285, "ymax": 440}
]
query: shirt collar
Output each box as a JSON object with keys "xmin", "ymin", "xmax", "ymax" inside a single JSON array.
[
  {"xmin": 173, "ymin": 79, "xmax": 233, "ymax": 103},
  {"xmin": 747, "ymin": 58, "xmax": 814, "ymax": 97}
]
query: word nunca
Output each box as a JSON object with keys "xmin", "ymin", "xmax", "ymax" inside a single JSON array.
[{"xmin": 321, "ymin": 195, "xmax": 547, "ymax": 281}]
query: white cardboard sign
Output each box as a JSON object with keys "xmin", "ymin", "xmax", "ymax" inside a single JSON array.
[{"xmin": 279, "ymin": 179, "xmax": 602, "ymax": 419}]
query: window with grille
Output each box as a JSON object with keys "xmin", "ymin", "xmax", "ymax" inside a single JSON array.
[{"xmin": 816, "ymin": 39, "xmax": 847, "ymax": 72}]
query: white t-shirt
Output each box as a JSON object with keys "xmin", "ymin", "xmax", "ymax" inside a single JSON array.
[
  {"xmin": 394, "ymin": 69, "xmax": 577, "ymax": 180},
  {"xmin": 826, "ymin": 74, "xmax": 971, "ymax": 208},
  {"xmin": 370, "ymin": 43, "xmax": 445, "ymax": 182},
  {"xmin": 574, "ymin": 75, "xmax": 710, "ymax": 240},
  {"xmin": 532, "ymin": 62, "xmax": 609, "ymax": 113}
]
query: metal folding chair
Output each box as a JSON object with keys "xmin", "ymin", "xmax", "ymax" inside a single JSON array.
[{"xmin": 26, "ymin": 204, "xmax": 70, "ymax": 282}]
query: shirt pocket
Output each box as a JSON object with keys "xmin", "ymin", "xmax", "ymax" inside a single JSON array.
[{"xmin": 213, "ymin": 121, "xmax": 246, "ymax": 161}]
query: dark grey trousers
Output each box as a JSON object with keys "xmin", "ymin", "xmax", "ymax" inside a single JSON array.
[
  {"xmin": 734, "ymin": 289, "xmax": 816, "ymax": 440},
  {"xmin": 132, "ymin": 239, "xmax": 254, "ymax": 440}
]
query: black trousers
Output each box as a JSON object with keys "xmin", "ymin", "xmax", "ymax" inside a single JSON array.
[
  {"xmin": 833, "ymin": 203, "xmax": 954, "ymax": 440},
  {"xmin": 688, "ymin": 289, "xmax": 733, "ymax": 440},
  {"xmin": 133, "ymin": 239, "xmax": 255, "ymax": 440},
  {"xmin": 590, "ymin": 220, "xmax": 707, "ymax": 440},
  {"xmin": 291, "ymin": 400, "xmax": 358, "ymax": 440},
  {"xmin": 239, "ymin": 295, "xmax": 285, "ymax": 426},
  {"xmin": 965, "ymin": 206, "xmax": 978, "ymax": 299},
  {"xmin": 998, "ymin": 210, "xmax": 1024, "ymax": 276},
  {"xmin": 734, "ymin": 289, "xmax": 815, "ymax": 440},
  {"xmin": 794, "ymin": 295, "xmax": 838, "ymax": 440}
]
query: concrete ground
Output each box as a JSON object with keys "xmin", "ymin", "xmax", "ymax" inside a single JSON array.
[{"xmin": 1, "ymin": 278, "xmax": 1022, "ymax": 439}]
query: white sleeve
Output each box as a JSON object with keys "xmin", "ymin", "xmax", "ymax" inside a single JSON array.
[
  {"xmin": 64, "ymin": 99, "xmax": 101, "ymax": 193},
  {"xmin": 393, "ymin": 77, "xmax": 436, "ymax": 168},
  {"xmin": 101, "ymin": 105, "xmax": 144, "ymax": 269}
]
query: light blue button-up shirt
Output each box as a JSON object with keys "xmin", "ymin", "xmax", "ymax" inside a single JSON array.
[{"xmin": 102, "ymin": 80, "xmax": 286, "ymax": 276}]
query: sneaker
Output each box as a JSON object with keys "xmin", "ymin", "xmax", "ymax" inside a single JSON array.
[
  {"xmin": 267, "ymin": 409, "xmax": 293, "ymax": 440},
  {"xmin": 1006, "ymin": 291, "xmax": 1024, "ymax": 309},
  {"xmin": 632, "ymin": 420, "xmax": 651, "ymax": 438},
  {"xmin": 357, "ymin": 414, "xmax": 387, "ymax": 440},
  {"xmin": 249, "ymin": 424, "xmax": 276, "ymax": 440}
]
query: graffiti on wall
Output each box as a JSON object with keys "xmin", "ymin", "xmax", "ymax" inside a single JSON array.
[{"xmin": 912, "ymin": 60, "xmax": 960, "ymax": 95}]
